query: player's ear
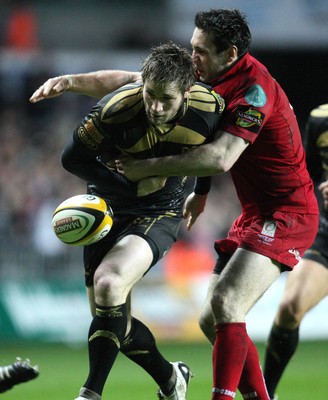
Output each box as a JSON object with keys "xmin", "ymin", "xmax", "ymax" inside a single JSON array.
[{"xmin": 227, "ymin": 45, "xmax": 238, "ymax": 62}]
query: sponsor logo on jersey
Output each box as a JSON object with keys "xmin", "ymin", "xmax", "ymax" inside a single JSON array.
[
  {"xmin": 78, "ymin": 125, "xmax": 99, "ymax": 150},
  {"xmin": 245, "ymin": 84, "xmax": 267, "ymax": 107},
  {"xmin": 234, "ymin": 105, "xmax": 265, "ymax": 134},
  {"xmin": 210, "ymin": 90, "xmax": 225, "ymax": 113}
]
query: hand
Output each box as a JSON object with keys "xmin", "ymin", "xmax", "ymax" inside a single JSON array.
[
  {"xmin": 318, "ymin": 179, "xmax": 328, "ymax": 210},
  {"xmin": 29, "ymin": 75, "xmax": 72, "ymax": 103},
  {"xmin": 137, "ymin": 177, "xmax": 167, "ymax": 197},
  {"xmin": 183, "ymin": 192, "xmax": 207, "ymax": 230},
  {"xmin": 115, "ymin": 156, "xmax": 150, "ymax": 182}
]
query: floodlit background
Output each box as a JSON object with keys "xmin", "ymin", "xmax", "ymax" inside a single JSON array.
[{"xmin": 0, "ymin": 0, "xmax": 328, "ymax": 345}]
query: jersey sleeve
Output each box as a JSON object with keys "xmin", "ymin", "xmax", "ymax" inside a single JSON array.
[
  {"xmin": 193, "ymin": 176, "xmax": 212, "ymax": 195},
  {"xmin": 219, "ymin": 86, "xmax": 272, "ymax": 144}
]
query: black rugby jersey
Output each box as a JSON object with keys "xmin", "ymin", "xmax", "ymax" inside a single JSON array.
[
  {"xmin": 303, "ymin": 104, "xmax": 328, "ymax": 184},
  {"xmin": 62, "ymin": 82, "xmax": 224, "ymax": 215},
  {"xmin": 303, "ymin": 104, "xmax": 328, "ymax": 219}
]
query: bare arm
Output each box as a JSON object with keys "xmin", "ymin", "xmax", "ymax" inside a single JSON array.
[
  {"xmin": 115, "ymin": 130, "xmax": 250, "ymax": 181},
  {"xmin": 29, "ymin": 70, "xmax": 142, "ymax": 103}
]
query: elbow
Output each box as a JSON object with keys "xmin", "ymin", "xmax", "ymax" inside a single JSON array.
[
  {"xmin": 61, "ymin": 148, "xmax": 73, "ymax": 173},
  {"xmin": 210, "ymin": 156, "xmax": 232, "ymax": 175},
  {"xmin": 221, "ymin": 159, "xmax": 233, "ymax": 173}
]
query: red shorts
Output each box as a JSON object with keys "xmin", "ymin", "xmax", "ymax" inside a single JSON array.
[{"xmin": 214, "ymin": 211, "xmax": 319, "ymax": 270}]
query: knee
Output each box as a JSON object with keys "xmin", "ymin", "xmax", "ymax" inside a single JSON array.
[
  {"xmin": 198, "ymin": 308, "xmax": 216, "ymax": 345},
  {"xmin": 276, "ymin": 296, "xmax": 304, "ymax": 328},
  {"xmin": 94, "ymin": 270, "xmax": 123, "ymax": 304},
  {"xmin": 210, "ymin": 290, "xmax": 232, "ymax": 321}
]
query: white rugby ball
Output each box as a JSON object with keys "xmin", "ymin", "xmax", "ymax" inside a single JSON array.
[{"xmin": 52, "ymin": 194, "xmax": 113, "ymax": 246}]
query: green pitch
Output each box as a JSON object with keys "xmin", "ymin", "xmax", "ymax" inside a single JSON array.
[{"xmin": 1, "ymin": 340, "xmax": 327, "ymax": 399}]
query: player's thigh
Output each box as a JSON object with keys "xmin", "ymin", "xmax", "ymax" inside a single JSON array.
[
  {"xmin": 97, "ymin": 234, "xmax": 153, "ymax": 287},
  {"xmin": 213, "ymin": 248, "xmax": 281, "ymax": 320}
]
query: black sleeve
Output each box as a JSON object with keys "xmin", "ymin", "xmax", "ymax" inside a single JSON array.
[
  {"xmin": 193, "ymin": 176, "xmax": 212, "ymax": 195},
  {"xmin": 303, "ymin": 115, "xmax": 323, "ymax": 183},
  {"xmin": 61, "ymin": 135, "xmax": 138, "ymax": 196}
]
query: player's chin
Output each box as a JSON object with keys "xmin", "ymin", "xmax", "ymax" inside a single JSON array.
[{"xmin": 149, "ymin": 115, "xmax": 165, "ymax": 124}]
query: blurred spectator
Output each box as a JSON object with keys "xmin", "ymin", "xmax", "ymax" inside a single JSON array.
[{"xmin": 4, "ymin": 2, "xmax": 39, "ymax": 53}]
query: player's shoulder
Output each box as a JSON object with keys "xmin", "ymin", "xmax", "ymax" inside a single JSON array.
[
  {"xmin": 309, "ymin": 104, "xmax": 328, "ymax": 119},
  {"xmin": 189, "ymin": 82, "xmax": 225, "ymax": 114},
  {"xmin": 99, "ymin": 83, "xmax": 144, "ymax": 123}
]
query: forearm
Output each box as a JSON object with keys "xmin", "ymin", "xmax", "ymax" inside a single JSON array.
[
  {"xmin": 116, "ymin": 131, "xmax": 248, "ymax": 180},
  {"xmin": 29, "ymin": 70, "xmax": 142, "ymax": 103},
  {"xmin": 68, "ymin": 70, "xmax": 141, "ymax": 98},
  {"xmin": 143, "ymin": 149, "xmax": 224, "ymax": 177}
]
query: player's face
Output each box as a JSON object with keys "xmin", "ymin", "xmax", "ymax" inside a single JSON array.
[
  {"xmin": 143, "ymin": 81, "xmax": 187, "ymax": 125},
  {"xmin": 191, "ymin": 27, "xmax": 230, "ymax": 83}
]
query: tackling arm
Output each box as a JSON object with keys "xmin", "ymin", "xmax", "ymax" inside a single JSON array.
[{"xmin": 115, "ymin": 130, "xmax": 250, "ymax": 180}]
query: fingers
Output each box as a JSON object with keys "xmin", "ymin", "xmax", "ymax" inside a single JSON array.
[
  {"xmin": 186, "ymin": 215, "xmax": 194, "ymax": 231},
  {"xmin": 183, "ymin": 209, "xmax": 194, "ymax": 231},
  {"xmin": 29, "ymin": 76, "xmax": 71, "ymax": 103},
  {"xmin": 115, "ymin": 160, "xmax": 124, "ymax": 174}
]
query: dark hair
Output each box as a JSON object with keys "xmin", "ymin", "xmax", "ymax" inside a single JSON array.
[
  {"xmin": 194, "ymin": 9, "xmax": 251, "ymax": 56},
  {"xmin": 141, "ymin": 41, "xmax": 196, "ymax": 92}
]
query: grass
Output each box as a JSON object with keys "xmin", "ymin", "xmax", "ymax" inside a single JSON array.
[{"xmin": 1, "ymin": 340, "xmax": 327, "ymax": 399}]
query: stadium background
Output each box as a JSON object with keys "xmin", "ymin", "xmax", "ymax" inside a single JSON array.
[{"xmin": 0, "ymin": 0, "xmax": 328, "ymax": 347}]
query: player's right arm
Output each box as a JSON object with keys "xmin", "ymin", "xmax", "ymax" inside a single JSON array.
[{"xmin": 29, "ymin": 70, "xmax": 141, "ymax": 103}]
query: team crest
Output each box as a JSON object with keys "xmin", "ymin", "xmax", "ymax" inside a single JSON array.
[{"xmin": 245, "ymin": 84, "xmax": 267, "ymax": 107}]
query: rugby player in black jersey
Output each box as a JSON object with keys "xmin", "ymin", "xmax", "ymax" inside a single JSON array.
[
  {"xmin": 263, "ymin": 105, "xmax": 328, "ymax": 400},
  {"xmin": 33, "ymin": 42, "xmax": 224, "ymax": 400}
]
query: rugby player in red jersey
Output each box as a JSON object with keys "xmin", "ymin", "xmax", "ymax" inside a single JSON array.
[
  {"xmin": 30, "ymin": 9, "xmax": 318, "ymax": 400},
  {"xmin": 115, "ymin": 11, "xmax": 318, "ymax": 399}
]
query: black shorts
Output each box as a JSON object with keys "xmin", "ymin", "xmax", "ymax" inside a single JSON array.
[
  {"xmin": 83, "ymin": 212, "xmax": 181, "ymax": 287},
  {"xmin": 302, "ymin": 214, "xmax": 328, "ymax": 269},
  {"xmin": 212, "ymin": 251, "xmax": 232, "ymax": 275}
]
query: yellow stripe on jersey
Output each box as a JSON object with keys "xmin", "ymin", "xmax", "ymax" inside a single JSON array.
[
  {"xmin": 316, "ymin": 131, "xmax": 328, "ymax": 148},
  {"xmin": 310, "ymin": 104, "xmax": 328, "ymax": 118},
  {"xmin": 101, "ymin": 85, "xmax": 144, "ymax": 124},
  {"xmin": 188, "ymin": 84, "xmax": 225, "ymax": 114},
  {"xmin": 117, "ymin": 125, "xmax": 208, "ymax": 154}
]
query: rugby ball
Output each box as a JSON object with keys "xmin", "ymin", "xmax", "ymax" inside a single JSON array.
[{"xmin": 52, "ymin": 194, "xmax": 113, "ymax": 246}]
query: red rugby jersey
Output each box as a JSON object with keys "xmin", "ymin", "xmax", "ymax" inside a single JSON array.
[{"xmin": 210, "ymin": 53, "xmax": 318, "ymax": 215}]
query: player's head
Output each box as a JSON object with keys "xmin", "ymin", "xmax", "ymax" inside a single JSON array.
[
  {"xmin": 191, "ymin": 9, "xmax": 252, "ymax": 83},
  {"xmin": 141, "ymin": 42, "xmax": 196, "ymax": 125}
]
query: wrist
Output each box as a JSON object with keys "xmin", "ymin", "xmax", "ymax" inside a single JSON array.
[{"xmin": 63, "ymin": 75, "xmax": 73, "ymax": 90}]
